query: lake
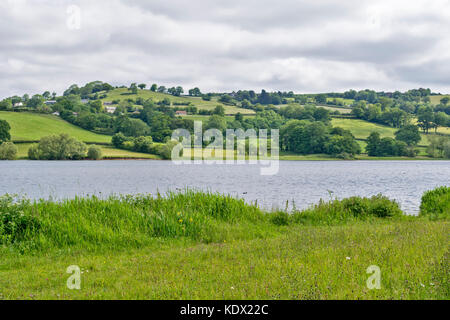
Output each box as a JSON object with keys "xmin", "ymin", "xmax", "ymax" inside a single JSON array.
[{"xmin": 1, "ymin": 160, "xmax": 449, "ymax": 214}]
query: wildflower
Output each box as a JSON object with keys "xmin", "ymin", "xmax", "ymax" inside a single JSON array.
[
  {"xmin": 189, "ymin": 218, "xmax": 193, "ymax": 222},
  {"xmin": 179, "ymin": 219, "xmax": 183, "ymax": 223}
]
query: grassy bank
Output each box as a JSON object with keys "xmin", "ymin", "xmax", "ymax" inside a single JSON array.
[{"xmin": 0, "ymin": 188, "xmax": 448, "ymax": 300}]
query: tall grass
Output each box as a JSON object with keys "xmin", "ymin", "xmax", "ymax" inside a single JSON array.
[
  {"xmin": 2, "ymin": 189, "xmax": 444, "ymax": 253},
  {"xmin": 291, "ymin": 194, "xmax": 403, "ymax": 225},
  {"xmin": 420, "ymin": 186, "xmax": 450, "ymax": 220}
]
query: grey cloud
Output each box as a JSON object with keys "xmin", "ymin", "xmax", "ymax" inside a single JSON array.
[{"xmin": 0, "ymin": 0, "xmax": 449, "ymax": 98}]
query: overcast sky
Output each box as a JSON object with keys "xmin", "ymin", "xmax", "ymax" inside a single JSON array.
[{"xmin": 1, "ymin": 0, "xmax": 449, "ymax": 98}]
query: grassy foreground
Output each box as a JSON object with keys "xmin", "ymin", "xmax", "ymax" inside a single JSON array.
[{"xmin": 0, "ymin": 190, "xmax": 448, "ymax": 300}]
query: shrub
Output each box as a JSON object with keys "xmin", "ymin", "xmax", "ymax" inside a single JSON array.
[
  {"xmin": 27, "ymin": 144, "xmax": 40, "ymax": 160},
  {"xmin": 0, "ymin": 142, "xmax": 18, "ymax": 160},
  {"xmin": 291, "ymin": 195, "xmax": 403, "ymax": 225},
  {"xmin": 0, "ymin": 195, "xmax": 40, "ymax": 245},
  {"xmin": 87, "ymin": 145, "xmax": 103, "ymax": 160},
  {"xmin": 270, "ymin": 211, "xmax": 290, "ymax": 226},
  {"xmin": 420, "ymin": 186, "xmax": 450, "ymax": 220}
]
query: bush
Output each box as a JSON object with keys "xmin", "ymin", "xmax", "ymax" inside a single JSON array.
[
  {"xmin": 0, "ymin": 195, "xmax": 40, "ymax": 245},
  {"xmin": 291, "ymin": 195, "xmax": 403, "ymax": 225},
  {"xmin": 0, "ymin": 142, "xmax": 18, "ymax": 160},
  {"xmin": 420, "ymin": 186, "xmax": 450, "ymax": 220},
  {"xmin": 270, "ymin": 211, "xmax": 290, "ymax": 226},
  {"xmin": 87, "ymin": 145, "xmax": 103, "ymax": 160},
  {"xmin": 28, "ymin": 144, "xmax": 40, "ymax": 160}
]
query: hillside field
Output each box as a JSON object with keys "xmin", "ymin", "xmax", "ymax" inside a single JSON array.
[
  {"xmin": 0, "ymin": 112, "xmax": 111, "ymax": 143},
  {"xmin": 100, "ymin": 88, "xmax": 255, "ymax": 115},
  {"xmin": 429, "ymin": 95, "xmax": 450, "ymax": 105}
]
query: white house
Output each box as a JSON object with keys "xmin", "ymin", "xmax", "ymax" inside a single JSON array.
[
  {"xmin": 105, "ymin": 106, "xmax": 117, "ymax": 114},
  {"xmin": 13, "ymin": 102, "xmax": 24, "ymax": 108}
]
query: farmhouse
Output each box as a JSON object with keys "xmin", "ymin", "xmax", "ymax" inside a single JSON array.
[
  {"xmin": 105, "ymin": 106, "xmax": 117, "ymax": 114},
  {"xmin": 175, "ymin": 110, "xmax": 187, "ymax": 116}
]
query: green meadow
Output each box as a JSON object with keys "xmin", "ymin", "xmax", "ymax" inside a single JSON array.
[
  {"xmin": 0, "ymin": 112, "xmax": 111, "ymax": 144},
  {"xmin": 0, "ymin": 189, "xmax": 448, "ymax": 300},
  {"xmin": 101, "ymin": 88, "xmax": 255, "ymax": 115}
]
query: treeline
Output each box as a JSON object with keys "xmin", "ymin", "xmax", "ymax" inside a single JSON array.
[{"xmin": 351, "ymin": 101, "xmax": 450, "ymax": 132}]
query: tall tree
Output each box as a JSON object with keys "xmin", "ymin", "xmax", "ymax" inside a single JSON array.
[{"xmin": 0, "ymin": 120, "xmax": 11, "ymax": 142}]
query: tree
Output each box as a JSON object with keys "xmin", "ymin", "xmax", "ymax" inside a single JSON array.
[
  {"xmin": 235, "ymin": 112, "xmax": 244, "ymax": 122},
  {"xmin": 0, "ymin": 142, "xmax": 18, "ymax": 160},
  {"xmin": 132, "ymin": 136, "xmax": 154, "ymax": 153},
  {"xmin": 395, "ymin": 124, "xmax": 421, "ymax": 146},
  {"xmin": 315, "ymin": 94, "xmax": 327, "ymax": 104},
  {"xmin": 150, "ymin": 84, "xmax": 158, "ymax": 92},
  {"xmin": 426, "ymin": 136, "xmax": 448, "ymax": 158},
  {"xmin": 417, "ymin": 106, "xmax": 434, "ymax": 134},
  {"xmin": 188, "ymin": 87, "xmax": 202, "ymax": 96},
  {"xmin": 0, "ymin": 120, "xmax": 11, "ymax": 142},
  {"xmin": 87, "ymin": 145, "xmax": 103, "ymax": 160},
  {"xmin": 128, "ymin": 83, "xmax": 138, "ymax": 94},
  {"xmin": 138, "ymin": 84, "xmax": 146, "ymax": 90},
  {"xmin": 213, "ymin": 105, "xmax": 225, "ymax": 117},
  {"xmin": 205, "ymin": 115, "xmax": 227, "ymax": 132},
  {"xmin": 157, "ymin": 86, "xmax": 166, "ymax": 93},
  {"xmin": 0, "ymin": 99, "xmax": 13, "ymax": 111},
  {"xmin": 115, "ymin": 117, "xmax": 150, "ymax": 137},
  {"xmin": 444, "ymin": 140, "xmax": 450, "ymax": 159},
  {"xmin": 440, "ymin": 97, "xmax": 449, "ymax": 105},
  {"xmin": 176, "ymin": 86, "xmax": 184, "ymax": 96},
  {"xmin": 27, "ymin": 94, "xmax": 45, "ymax": 108},
  {"xmin": 112, "ymin": 132, "xmax": 127, "ymax": 148},
  {"xmin": 89, "ymin": 100, "xmax": 103, "ymax": 113},
  {"xmin": 434, "ymin": 112, "xmax": 448, "ymax": 133},
  {"xmin": 366, "ymin": 132, "xmax": 381, "ymax": 156},
  {"xmin": 30, "ymin": 134, "xmax": 87, "ymax": 160}
]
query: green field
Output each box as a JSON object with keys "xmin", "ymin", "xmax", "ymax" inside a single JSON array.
[
  {"xmin": 331, "ymin": 118, "xmax": 446, "ymax": 147},
  {"xmin": 429, "ymin": 95, "xmax": 450, "ymax": 105},
  {"xmin": 0, "ymin": 112, "xmax": 111, "ymax": 143},
  {"xmin": 0, "ymin": 190, "xmax": 448, "ymax": 300},
  {"xmin": 101, "ymin": 88, "xmax": 255, "ymax": 115}
]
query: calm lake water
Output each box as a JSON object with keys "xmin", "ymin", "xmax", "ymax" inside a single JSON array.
[{"xmin": 1, "ymin": 160, "xmax": 449, "ymax": 215}]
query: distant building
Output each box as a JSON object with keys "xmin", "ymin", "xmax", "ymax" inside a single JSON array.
[
  {"xmin": 175, "ymin": 110, "xmax": 187, "ymax": 116},
  {"xmin": 52, "ymin": 111, "xmax": 60, "ymax": 116},
  {"xmin": 72, "ymin": 112, "xmax": 78, "ymax": 116},
  {"xmin": 103, "ymin": 101, "xmax": 114, "ymax": 106},
  {"xmin": 105, "ymin": 106, "xmax": 117, "ymax": 114},
  {"xmin": 80, "ymin": 99, "xmax": 89, "ymax": 104},
  {"xmin": 45, "ymin": 100, "xmax": 57, "ymax": 105},
  {"xmin": 13, "ymin": 102, "xmax": 24, "ymax": 108}
]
